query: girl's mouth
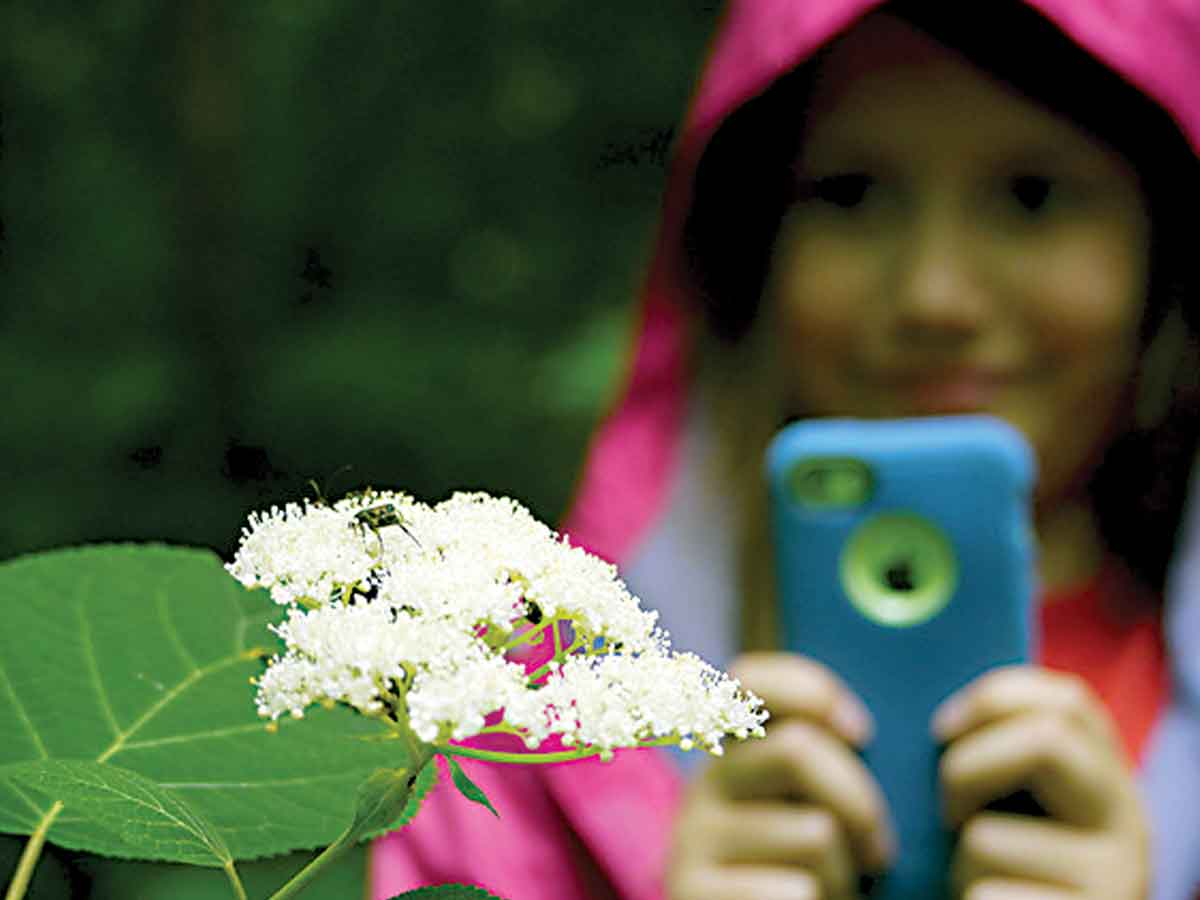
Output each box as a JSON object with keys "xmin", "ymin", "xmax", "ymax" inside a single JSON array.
[{"xmin": 888, "ymin": 369, "xmax": 1012, "ymax": 415}]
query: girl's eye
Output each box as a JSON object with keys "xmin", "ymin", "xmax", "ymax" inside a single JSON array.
[
  {"xmin": 1010, "ymin": 175, "xmax": 1054, "ymax": 212},
  {"xmin": 803, "ymin": 173, "xmax": 874, "ymax": 209}
]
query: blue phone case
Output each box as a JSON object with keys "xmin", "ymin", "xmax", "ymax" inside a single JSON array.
[{"xmin": 765, "ymin": 415, "xmax": 1036, "ymax": 899}]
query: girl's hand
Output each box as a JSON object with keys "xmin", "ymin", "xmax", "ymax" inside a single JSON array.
[
  {"xmin": 934, "ymin": 666, "xmax": 1149, "ymax": 899},
  {"xmin": 666, "ymin": 652, "xmax": 895, "ymax": 900}
]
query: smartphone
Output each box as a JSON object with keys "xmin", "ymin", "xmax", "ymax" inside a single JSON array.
[{"xmin": 765, "ymin": 415, "xmax": 1036, "ymax": 899}]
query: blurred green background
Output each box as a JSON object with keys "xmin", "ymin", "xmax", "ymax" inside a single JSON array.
[{"xmin": 1, "ymin": 1, "xmax": 717, "ymax": 896}]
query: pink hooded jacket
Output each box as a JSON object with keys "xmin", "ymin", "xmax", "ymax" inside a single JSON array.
[{"xmin": 373, "ymin": 2, "xmax": 1200, "ymax": 898}]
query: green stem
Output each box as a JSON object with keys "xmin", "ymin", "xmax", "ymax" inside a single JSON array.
[
  {"xmin": 500, "ymin": 620, "xmax": 552, "ymax": 652},
  {"xmin": 5, "ymin": 800, "xmax": 64, "ymax": 900},
  {"xmin": 222, "ymin": 860, "xmax": 248, "ymax": 900},
  {"xmin": 389, "ymin": 691, "xmax": 424, "ymax": 765},
  {"xmin": 266, "ymin": 744, "xmax": 437, "ymax": 900},
  {"xmin": 526, "ymin": 635, "xmax": 588, "ymax": 683},
  {"xmin": 264, "ymin": 822, "xmax": 356, "ymax": 900},
  {"xmin": 439, "ymin": 736, "xmax": 677, "ymax": 765}
]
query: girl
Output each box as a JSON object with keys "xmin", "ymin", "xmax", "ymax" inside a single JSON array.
[{"xmin": 372, "ymin": 1, "xmax": 1200, "ymax": 897}]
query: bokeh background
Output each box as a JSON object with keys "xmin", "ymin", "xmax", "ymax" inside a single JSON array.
[{"xmin": 1, "ymin": 1, "xmax": 719, "ymax": 896}]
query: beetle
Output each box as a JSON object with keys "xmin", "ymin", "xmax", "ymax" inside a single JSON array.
[{"xmin": 352, "ymin": 501, "xmax": 421, "ymax": 555}]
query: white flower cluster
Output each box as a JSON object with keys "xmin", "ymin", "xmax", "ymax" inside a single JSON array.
[{"xmin": 227, "ymin": 490, "xmax": 768, "ymax": 755}]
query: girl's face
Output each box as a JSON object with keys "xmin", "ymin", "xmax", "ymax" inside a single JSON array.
[{"xmin": 768, "ymin": 13, "xmax": 1151, "ymax": 504}]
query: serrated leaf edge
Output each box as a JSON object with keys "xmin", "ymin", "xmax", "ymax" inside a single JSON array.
[{"xmin": 396, "ymin": 755, "xmax": 438, "ymax": 828}]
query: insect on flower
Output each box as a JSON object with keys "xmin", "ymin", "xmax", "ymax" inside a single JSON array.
[
  {"xmin": 305, "ymin": 475, "xmax": 420, "ymax": 556},
  {"xmin": 353, "ymin": 502, "xmax": 421, "ymax": 556}
]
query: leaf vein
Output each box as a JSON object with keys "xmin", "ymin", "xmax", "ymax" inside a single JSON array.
[
  {"xmin": 121, "ymin": 722, "xmax": 267, "ymax": 751},
  {"xmin": 160, "ymin": 772, "xmax": 362, "ymax": 789},
  {"xmin": 8, "ymin": 780, "xmax": 50, "ymax": 820},
  {"xmin": 157, "ymin": 587, "xmax": 198, "ymax": 672},
  {"xmin": 233, "ymin": 611, "xmax": 252, "ymax": 654},
  {"xmin": 101, "ymin": 794, "xmax": 205, "ymax": 844},
  {"xmin": 56, "ymin": 774, "xmax": 226, "ymax": 859},
  {"xmin": 0, "ymin": 658, "xmax": 48, "ymax": 759},
  {"xmin": 97, "ymin": 654, "xmax": 244, "ymax": 764},
  {"xmin": 79, "ymin": 604, "xmax": 122, "ymax": 738}
]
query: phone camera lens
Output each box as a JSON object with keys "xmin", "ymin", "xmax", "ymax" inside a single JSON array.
[
  {"xmin": 841, "ymin": 514, "xmax": 955, "ymax": 627},
  {"xmin": 884, "ymin": 560, "xmax": 916, "ymax": 592}
]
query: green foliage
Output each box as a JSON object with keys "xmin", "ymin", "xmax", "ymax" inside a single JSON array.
[
  {"xmin": 0, "ymin": 760, "xmax": 232, "ymax": 868},
  {"xmin": 0, "ymin": 2, "xmax": 716, "ymax": 564},
  {"xmin": 385, "ymin": 886, "xmax": 507, "ymax": 900},
  {"xmin": 0, "ymin": 544, "xmax": 409, "ymax": 864},
  {"xmin": 347, "ymin": 760, "xmax": 435, "ymax": 842},
  {"xmin": 442, "ymin": 756, "xmax": 499, "ymax": 819}
]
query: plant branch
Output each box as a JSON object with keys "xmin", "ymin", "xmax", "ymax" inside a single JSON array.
[
  {"xmin": 439, "ymin": 736, "xmax": 677, "ymax": 765},
  {"xmin": 385, "ymin": 689, "xmax": 425, "ymax": 764},
  {"xmin": 222, "ymin": 859, "xmax": 248, "ymax": 900},
  {"xmin": 499, "ymin": 620, "xmax": 552, "ymax": 652},
  {"xmin": 267, "ymin": 744, "xmax": 436, "ymax": 900},
  {"xmin": 525, "ymin": 634, "xmax": 588, "ymax": 683},
  {"xmin": 264, "ymin": 822, "xmax": 356, "ymax": 900},
  {"xmin": 5, "ymin": 801, "xmax": 64, "ymax": 900}
]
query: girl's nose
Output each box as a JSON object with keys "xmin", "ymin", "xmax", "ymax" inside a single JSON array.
[{"xmin": 889, "ymin": 208, "xmax": 988, "ymax": 341}]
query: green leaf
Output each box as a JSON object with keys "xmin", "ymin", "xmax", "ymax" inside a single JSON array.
[
  {"xmin": 394, "ymin": 754, "xmax": 438, "ymax": 831},
  {"xmin": 0, "ymin": 760, "xmax": 233, "ymax": 868},
  {"xmin": 0, "ymin": 544, "xmax": 412, "ymax": 862},
  {"xmin": 347, "ymin": 765, "xmax": 417, "ymax": 840},
  {"xmin": 440, "ymin": 755, "xmax": 499, "ymax": 818},
  {"xmin": 385, "ymin": 886, "xmax": 507, "ymax": 900}
]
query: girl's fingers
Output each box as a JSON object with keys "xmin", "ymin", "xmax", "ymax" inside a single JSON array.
[
  {"xmin": 668, "ymin": 864, "xmax": 822, "ymax": 900},
  {"xmin": 951, "ymin": 813, "xmax": 1145, "ymax": 899},
  {"xmin": 717, "ymin": 718, "xmax": 894, "ymax": 870},
  {"xmin": 730, "ymin": 652, "xmax": 874, "ymax": 745},
  {"xmin": 671, "ymin": 771, "xmax": 860, "ymax": 900},
  {"xmin": 939, "ymin": 710, "xmax": 1120, "ymax": 828},
  {"xmin": 696, "ymin": 799, "xmax": 856, "ymax": 896},
  {"xmin": 932, "ymin": 666, "xmax": 1116, "ymax": 752},
  {"xmin": 938, "ymin": 670, "xmax": 1151, "ymax": 899},
  {"xmin": 952, "ymin": 813, "xmax": 1099, "ymax": 891}
]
